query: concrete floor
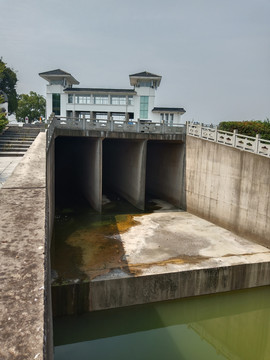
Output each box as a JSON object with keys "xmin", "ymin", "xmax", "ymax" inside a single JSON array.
[
  {"xmin": 118, "ymin": 210, "xmax": 270, "ymax": 277},
  {"xmin": 66, "ymin": 200, "xmax": 270, "ymax": 281},
  {"xmin": 0, "ymin": 156, "xmax": 22, "ymax": 188}
]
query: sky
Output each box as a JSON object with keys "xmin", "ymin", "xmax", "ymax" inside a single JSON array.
[{"xmin": 1, "ymin": 0, "xmax": 269, "ymax": 124}]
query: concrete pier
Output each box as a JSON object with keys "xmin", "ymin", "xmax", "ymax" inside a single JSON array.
[{"xmin": 78, "ymin": 138, "xmax": 102, "ymax": 212}]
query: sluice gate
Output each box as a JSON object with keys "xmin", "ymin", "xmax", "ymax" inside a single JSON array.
[{"xmin": 55, "ymin": 134, "xmax": 186, "ymax": 211}]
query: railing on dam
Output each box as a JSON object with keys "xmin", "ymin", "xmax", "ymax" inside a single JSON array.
[
  {"xmin": 46, "ymin": 114, "xmax": 186, "ymax": 149},
  {"xmin": 187, "ymin": 121, "xmax": 270, "ymax": 158}
]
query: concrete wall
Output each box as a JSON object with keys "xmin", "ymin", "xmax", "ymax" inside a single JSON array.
[
  {"xmin": 146, "ymin": 141, "xmax": 186, "ymax": 208},
  {"xmin": 103, "ymin": 139, "xmax": 147, "ymax": 210},
  {"xmin": 186, "ymin": 136, "xmax": 270, "ymax": 248}
]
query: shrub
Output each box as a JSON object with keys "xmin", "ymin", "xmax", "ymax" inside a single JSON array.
[
  {"xmin": 218, "ymin": 120, "xmax": 270, "ymax": 140},
  {"xmin": 0, "ymin": 112, "xmax": 8, "ymax": 133}
]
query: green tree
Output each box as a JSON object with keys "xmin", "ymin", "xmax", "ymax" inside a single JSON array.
[
  {"xmin": 0, "ymin": 58, "xmax": 18, "ymax": 114},
  {"xmin": 0, "ymin": 94, "xmax": 8, "ymax": 133},
  {"xmin": 15, "ymin": 91, "xmax": 46, "ymax": 122}
]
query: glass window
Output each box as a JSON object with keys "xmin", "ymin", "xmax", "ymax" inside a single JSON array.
[
  {"xmin": 112, "ymin": 113, "xmax": 125, "ymax": 121},
  {"xmin": 52, "ymin": 93, "xmax": 61, "ymax": 115},
  {"xmin": 140, "ymin": 96, "xmax": 149, "ymax": 119},
  {"xmin": 75, "ymin": 95, "xmax": 91, "ymax": 104},
  {"xmin": 94, "ymin": 96, "xmax": 109, "ymax": 104},
  {"xmin": 139, "ymin": 81, "xmax": 151, "ymax": 87},
  {"xmin": 50, "ymin": 80, "xmax": 64, "ymax": 85},
  {"xmin": 165, "ymin": 113, "xmax": 169, "ymax": 124},
  {"xmin": 128, "ymin": 96, "xmax": 133, "ymax": 105},
  {"xmin": 160, "ymin": 113, "xmax": 164, "ymax": 122},
  {"xmin": 111, "ymin": 96, "xmax": 126, "ymax": 105},
  {"xmin": 68, "ymin": 94, "xmax": 73, "ymax": 103},
  {"xmin": 96, "ymin": 113, "xmax": 108, "ymax": 120},
  {"xmin": 170, "ymin": 114, "xmax": 174, "ymax": 125}
]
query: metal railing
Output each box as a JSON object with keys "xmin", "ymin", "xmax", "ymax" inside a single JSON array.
[
  {"xmin": 46, "ymin": 114, "xmax": 185, "ymax": 149},
  {"xmin": 187, "ymin": 121, "xmax": 270, "ymax": 158}
]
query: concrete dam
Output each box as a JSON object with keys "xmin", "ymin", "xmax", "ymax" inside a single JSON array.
[{"xmin": 1, "ymin": 119, "xmax": 270, "ymax": 359}]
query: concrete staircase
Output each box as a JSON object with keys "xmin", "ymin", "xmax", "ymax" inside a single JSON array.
[{"xmin": 0, "ymin": 126, "xmax": 41, "ymax": 156}]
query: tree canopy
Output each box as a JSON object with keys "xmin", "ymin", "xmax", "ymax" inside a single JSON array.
[
  {"xmin": 0, "ymin": 58, "xmax": 18, "ymax": 114},
  {"xmin": 15, "ymin": 91, "xmax": 46, "ymax": 122}
]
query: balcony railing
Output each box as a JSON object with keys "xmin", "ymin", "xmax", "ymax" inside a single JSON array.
[{"xmin": 46, "ymin": 114, "xmax": 185, "ymax": 149}]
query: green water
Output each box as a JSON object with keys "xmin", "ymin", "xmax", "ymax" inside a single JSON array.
[{"xmin": 54, "ymin": 286, "xmax": 270, "ymax": 360}]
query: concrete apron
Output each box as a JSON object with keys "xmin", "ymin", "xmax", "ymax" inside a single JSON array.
[{"xmin": 53, "ymin": 207, "xmax": 270, "ymax": 315}]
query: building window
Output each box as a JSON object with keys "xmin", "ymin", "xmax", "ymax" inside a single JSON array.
[
  {"xmin": 52, "ymin": 93, "xmax": 61, "ymax": 115},
  {"xmin": 50, "ymin": 80, "xmax": 64, "ymax": 86},
  {"xmin": 140, "ymin": 96, "xmax": 149, "ymax": 119},
  {"xmin": 160, "ymin": 113, "xmax": 164, "ymax": 122},
  {"xmin": 68, "ymin": 94, "xmax": 73, "ymax": 103},
  {"xmin": 170, "ymin": 114, "xmax": 174, "ymax": 125},
  {"xmin": 96, "ymin": 112, "xmax": 108, "ymax": 120},
  {"xmin": 165, "ymin": 113, "xmax": 169, "ymax": 124},
  {"xmin": 94, "ymin": 96, "xmax": 109, "ymax": 104},
  {"xmin": 112, "ymin": 113, "xmax": 125, "ymax": 121},
  {"xmin": 75, "ymin": 95, "xmax": 91, "ymax": 104},
  {"xmin": 111, "ymin": 96, "xmax": 126, "ymax": 105},
  {"xmin": 128, "ymin": 96, "xmax": 133, "ymax": 105}
]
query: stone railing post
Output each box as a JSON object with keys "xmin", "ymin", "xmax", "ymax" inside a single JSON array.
[
  {"xmin": 198, "ymin": 123, "xmax": 202, "ymax": 137},
  {"xmin": 186, "ymin": 121, "xmax": 190, "ymax": 135},
  {"xmin": 162, "ymin": 122, "xmax": 166, "ymax": 134},
  {"xmin": 110, "ymin": 116, "xmax": 113, "ymax": 131},
  {"xmin": 82, "ymin": 114, "xmax": 86, "ymax": 131},
  {"xmin": 233, "ymin": 129, "xmax": 238, "ymax": 147},
  {"xmin": 137, "ymin": 119, "xmax": 140, "ymax": 132},
  {"xmin": 255, "ymin": 134, "xmax": 261, "ymax": 154},
  {"xmin": 214, "ymin": 126, "xmax": 218, "ymax": 142}
]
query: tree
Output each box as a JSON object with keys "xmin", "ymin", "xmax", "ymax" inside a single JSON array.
[
  {"xmin": 0, "ymin": 58, "xmax": 18, "ymax": 114},
  {"xmin": 0, "ymin": 94, "xmax": 8, "ymax": 133},
  {"xmin": 15, "ymin": 91, "xmax": 46, "ymax": 122}
]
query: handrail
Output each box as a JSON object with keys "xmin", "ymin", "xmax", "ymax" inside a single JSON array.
[
  {"xmin": 46, "ymin": 114, "xmax": 185, "ymax": 150},
  {"xmin": 187, "ymin": 121, "xmax": 270, "ymax": 158}
]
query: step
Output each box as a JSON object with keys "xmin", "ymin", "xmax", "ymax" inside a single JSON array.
[
  {"xmin": 0, "ymin": 147, "xmax": 27, "ymax": 152},
  {"xmin": 0, "ymin": 136, "xmax": 36, "ymax": 141},
  {"xmin": 0, "ymin": 144, "xmax": 30, "ymax": 149},
  {"xmin": 1, "ymin": 134, "xmax": 37, "ymax": 138},
  {"xmin": 0, "ymin": 152, "xmax": 24, "ymax": 157},
  {"xmin": 0, "ymin": 140, "xmax": 32, "ymax": 145}
]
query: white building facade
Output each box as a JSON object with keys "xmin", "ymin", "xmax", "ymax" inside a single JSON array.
[{"xmin": 39, "ymin": 69, "xmax": 186, "ymax": 124}]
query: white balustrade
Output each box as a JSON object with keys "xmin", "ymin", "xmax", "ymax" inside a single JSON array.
[
  {"xmin": 187, "ymin": 121, "xmax": 270, "ymax": 158},
  {"xmin": 46, "ymin": 114, "xmax": 185, "ymax": 150}
]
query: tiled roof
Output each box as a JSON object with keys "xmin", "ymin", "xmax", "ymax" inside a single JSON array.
[
  {"xmin": 39, "ymin": 69, "xmax": 71, "ymax": 76},
  {"xmin": 64, "ymin": 88, "xmax": 136, "ymax": 94},
  {"xmin": 129, "ymin": 71, "xmax": 161, "ymax": 78},
  {"xmin": 152, "ymin": 107, "xmax": 186, "ymax": 113}
]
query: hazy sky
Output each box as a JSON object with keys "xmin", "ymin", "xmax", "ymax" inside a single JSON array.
[{"xmin": 1, "ymin": 0, "xmax": 269, "ymax": 124}]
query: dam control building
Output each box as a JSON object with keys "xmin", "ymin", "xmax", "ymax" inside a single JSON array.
[{"xmin": 39, "ymin": 69, "xmax": 186, "ymax": 124}]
